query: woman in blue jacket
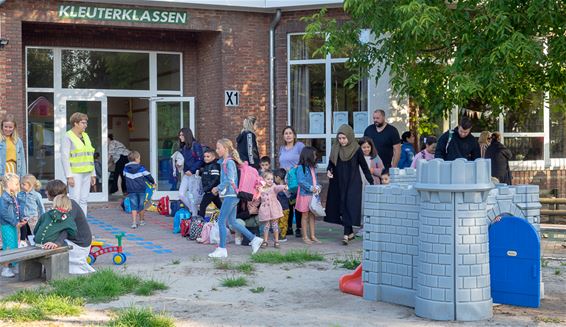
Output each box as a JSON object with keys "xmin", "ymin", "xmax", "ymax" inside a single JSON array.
[
  {"xmin": 0, "ymin": 114, "xmax": 26, "ymax": 177},
  {"xmin": 177, "ymin": 128, "xmax": 204, "ymax": 214}
]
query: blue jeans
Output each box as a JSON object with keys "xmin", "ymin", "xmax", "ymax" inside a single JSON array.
[
  {"xmin": 128, "ymin": 192, "xmax": 145, "ymax": 211},
  {"xmin": 218, "ymin": 197, "xmax": 255, "ymax": 248}
]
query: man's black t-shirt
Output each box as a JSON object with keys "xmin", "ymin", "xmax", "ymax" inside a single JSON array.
[{"xmin": 363, "ymin": 123, "xmax": 401, "ymax": 171}]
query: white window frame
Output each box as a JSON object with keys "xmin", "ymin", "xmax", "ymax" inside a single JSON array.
[
  {"xmin": 287, "ymin": 33, "xmax": 370, "ymax": 168},
  {"xmin": 25, "ymin": 46, "xmax": 184, "ymax": 200}
]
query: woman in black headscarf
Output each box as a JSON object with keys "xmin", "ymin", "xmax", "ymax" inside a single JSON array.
[{"xmin": 324, "ymin": 124, "xmax": 374, "ymax": 245}]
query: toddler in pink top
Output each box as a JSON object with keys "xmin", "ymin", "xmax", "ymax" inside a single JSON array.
[{"xmin": 258, "ymin": 171, "xmax": 288, "ymax": 248}]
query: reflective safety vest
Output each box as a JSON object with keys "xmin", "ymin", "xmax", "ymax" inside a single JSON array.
[{"xmin": 66, "ymin": 130, "xmax": 95, "ymax": 174}]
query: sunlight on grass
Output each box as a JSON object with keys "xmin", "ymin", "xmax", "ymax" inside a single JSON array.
[
  {"xmin": 107, "ymin": 306, "xmax": 174, "ymax": 327},
  {"xmin": 251, "ymin": 249, "xmax": 324, "ymax": 264},
  {"xmin": 220, "ymin": 276, "xmax": 248, "ymax": 288}
]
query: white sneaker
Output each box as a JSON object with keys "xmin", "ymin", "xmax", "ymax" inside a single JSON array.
[
  {"xmin": 19, "ymin": 240, "xmax": 28, "ymax": 248},
  {"xmin": 250, "ymin": 237, "xmax": 264, "ymax": 254},
  {"xmin": 208, "ymin": 247, "xmax": 228, "ymax": 258},
  {"xmin": 235, "ymin": 235, "xmax": 243, "ymax": 245},
  {"xmin": 131, "ymin": 223, "xmax": 137, "ymax": 229},
  {"xmin": 139, "ymin": 221, "xmax": 146, "ymax": 226},
  {"xmin": 1, "ymin": 267, "xmax": 15, "ymax": 278}
]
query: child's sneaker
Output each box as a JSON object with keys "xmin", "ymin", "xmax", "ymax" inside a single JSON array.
[
  {"xmin": 139, "ymin": 221, "xmax": 146, "ymax": 226},
  {"xmin": 208, "ymin": 247, "xmax": 228, "ymax": 258},
  {"xmin": 131, "ymin": 223, "xmax": 137, "ymax": 229},
  {"xmin": 1, "ymin": 267, "xmax": 15, "ymax": 278},
  {"xmin": 234, "ymin": 235, "xmax": 243, "ymax": 245},
  {"xmin": 279, "ymin": 236, "xmax": 288, "ymax": 243},
  {"xmin": 19, "ymin": 240, "xmax": 28, "ymax": 248}
]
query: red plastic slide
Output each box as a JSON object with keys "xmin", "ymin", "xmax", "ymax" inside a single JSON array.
[{"xmin": 339, "ymin": 264, "xmax": 363, "ymax": 297}]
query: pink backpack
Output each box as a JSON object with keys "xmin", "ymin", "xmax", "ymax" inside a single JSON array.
[
  {"xmin": 197, "ymin": 222, "xmax": 213, "ymax": 244},
  {"xmin": 222, "ymin": 160, "xmax": 262, "ymax": 201}
]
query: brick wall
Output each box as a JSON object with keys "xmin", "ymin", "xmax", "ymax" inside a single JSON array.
[{"xmin": 0, "ymin": 0, "xmax": 272, "ymax": 151}]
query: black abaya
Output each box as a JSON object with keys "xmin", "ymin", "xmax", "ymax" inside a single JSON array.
[{"xmin": 324, "ymin": 148, "xmax": 373, "ymax": 230}]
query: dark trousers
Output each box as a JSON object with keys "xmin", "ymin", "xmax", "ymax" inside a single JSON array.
[
  {"xmin": 110, "ymin": 155, "xmax": 129, "ymax": 194},
  {"xmin": 344, "ymin": 224, "xmax": 354, "ymax": 236},
  {"xmin": 198, "ymin": 192, "xmax": 223, "ymax": 217},
  {"xmin": 20, "ymin": 224, "xmax": 32, "ymax": 241},
  {"xmin": 287, "ymin": 203, "xmax": 302, "ymax": 231}
]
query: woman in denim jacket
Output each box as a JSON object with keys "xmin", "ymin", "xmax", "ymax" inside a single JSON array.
[
  {"xmin": 295, "ymin": 146, "xmax": 321, "ymax": 244},
  {"xmin": 209, "ymin": 138, "xmax": 263, "ymax": 258},
  {"xmin": 0, "ymin": 114, "xmax": 26, "ymax": 177}
]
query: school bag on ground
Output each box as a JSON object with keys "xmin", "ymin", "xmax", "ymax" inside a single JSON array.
[
  {"xmin": 180, "ymin": 218, "xmax": 192, "ymax": 237},
  {"xmin": 197, "ymin": 222, "xmax": 213, "ymax": 244},
  {"xmin": 158, "ymin": 196, "xmax": 170, "ymax": 216},
  {"xmin": 188, "ymin": 215, "xmax": 205, "ymax": 240},
  {"xmin": 222, "ymin": 160, "xmax": 262, "ymax": 201},
  {"xmin": 173, "ymin": 208, "xmax": 191, "ymax": 234},
  {"xmin": 170, "ymin": 200, "xmax": 185, "ymax": 217}
]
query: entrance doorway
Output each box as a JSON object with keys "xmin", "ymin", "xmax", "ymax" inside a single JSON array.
[{"xmin": 52, "ymin": 94, "xmax": 195, "ymax": 202}]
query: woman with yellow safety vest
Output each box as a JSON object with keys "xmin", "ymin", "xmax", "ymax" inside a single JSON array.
[{"xmin": 61, "ymin": 112, "xmax": 96, "ymax": 216}]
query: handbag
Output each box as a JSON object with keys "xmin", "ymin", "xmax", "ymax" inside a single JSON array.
[
  {"xmin": 189, "ymin": 215, "xmax": 205, "ymax": 240},
  {"xmin": 287, "ymin": 166, "xmax": 298, "ymax": 193},
  {"xmin": 309, "ymin": 194, "xmax": 326, "ymax": 217},
  {"xmin": 307, "ymin": 167, "xmax": 325, "ymax": 217}
]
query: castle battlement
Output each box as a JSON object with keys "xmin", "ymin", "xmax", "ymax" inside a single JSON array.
[{"xmin": 362, "ymin": 159, "xmax": 541, "ymax": 321}]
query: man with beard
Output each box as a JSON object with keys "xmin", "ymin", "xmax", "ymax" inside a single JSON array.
[
  {"xmin": 363, "ymin": 109, "xmax": 401, "ymax": 173},
  {"xmin": 435, "ymin": 116, "xmax": 481, "ymax": 161}
]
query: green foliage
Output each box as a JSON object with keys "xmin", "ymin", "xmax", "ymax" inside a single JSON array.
[
  {"xmin": 251, "ymin": 249, "xmax": 324, "ymax": 264},
  {"xmin": 250, "ymin": 287, "xmax": 265, "ymax": 293},
  {"xmin": 107, "ymin": 307, "xmax": 174, "ymax": 327},
  {"xmin": 134, "ymin": 280, "xmax": 169, "ymax": 296},
  {"xmin": 304, "ymin": 1, "xmax": 566, "ymax": 120},
  {"xmin": 220, "ymin": 276, "xmax": 248, "ymax": 288}
]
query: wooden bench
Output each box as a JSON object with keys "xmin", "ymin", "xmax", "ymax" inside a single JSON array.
[{"xmin": 0, "ymin": 246, "xmax": 71, "ymax": 281}]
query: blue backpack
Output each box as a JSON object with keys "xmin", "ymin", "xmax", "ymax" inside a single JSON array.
[
  {"xmin": 287, "ymin": 167, "xmax": 298, "ymax": 193},
  {"xmin": 173, "ymin": 208, "xmax": 191, "ymax": 234}
]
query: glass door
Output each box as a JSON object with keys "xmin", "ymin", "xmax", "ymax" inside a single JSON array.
[
  {"xmin": 150, "ymin": 97, "xmax": 195, "ymax": 200},
  {"xmin": 55, "ymin": 94, "xmax": 108, "ymax": 202}
]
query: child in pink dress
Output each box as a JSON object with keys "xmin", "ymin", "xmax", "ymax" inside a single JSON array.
[{"xmin": 258, "ymin": 171, "xmax": 288, "ymax": 248}]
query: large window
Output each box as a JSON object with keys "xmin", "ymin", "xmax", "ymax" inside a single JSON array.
[
  {"xmin": 465, "ymin": 91, "xmax": 564, "ymax": 166},
  {"xmin": 288, "ymin": 34, "xmax": 368, "ymax": 166}
]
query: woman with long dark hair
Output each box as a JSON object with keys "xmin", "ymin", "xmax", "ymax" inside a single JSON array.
[
  {"xmin": 278, "ymin": 126, "xmax": 305, "ymax": 239},
  {"xmin": 177, "ymin": 127, "xmax": 204, "ymax": 214}
]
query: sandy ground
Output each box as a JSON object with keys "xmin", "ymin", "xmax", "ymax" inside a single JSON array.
[
  {"xmin": 1, "ymin": 251, "xmax": 565, "ymax": 327},
  {"xmin": 1, "ymin": 203, "xmax": 565, "ymax": 326}
]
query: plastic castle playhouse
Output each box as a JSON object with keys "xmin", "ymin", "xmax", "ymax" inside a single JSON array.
[{"xmin": 339, "ymin": 158, "xmax": 542, "ymax": 321}]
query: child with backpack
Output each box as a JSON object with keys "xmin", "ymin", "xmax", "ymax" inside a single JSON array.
[
  {"xmin": 274, "ymin": 169, "xmax": 290, "ymax": 242},
  {"xmin": 198, "ymin": 149, "xmax": 222, "ymax": 217},
  {"xmin": 411, "ymin": 136, "xmax": 437, "ymax": 168},
  {"xmin": 123, "ymin": 151, "xmax": 155, "ymax": 229},
  {"xmin": 209, "ymin": 138, "xmax": 263, "ymax": 258},
  {"xmin": 258, "ymin": 171, "xmax": 288, "ymax": 248}
]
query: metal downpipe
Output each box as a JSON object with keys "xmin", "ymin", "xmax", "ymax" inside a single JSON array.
[{"xmin": 269, "ymin": 9, "xmax": 281, "ymax": 165}]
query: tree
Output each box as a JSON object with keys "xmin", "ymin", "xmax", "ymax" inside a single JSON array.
[{"xmin": 304, "ymin": 0, "xmax": 566, "ymax": 131}]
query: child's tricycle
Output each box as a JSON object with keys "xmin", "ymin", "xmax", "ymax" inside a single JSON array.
[{"xmin": 87, "ymin": 233, "xmax": 127, "ymax": 265}]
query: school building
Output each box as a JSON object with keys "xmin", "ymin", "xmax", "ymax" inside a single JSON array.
[{"xmin": 0, "ymin": 0, "xmax": 564, "ymax": 202}]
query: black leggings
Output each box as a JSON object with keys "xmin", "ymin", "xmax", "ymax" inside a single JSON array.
[
  {"xmin": 287, "ymin": 203, "xmax": 302, "ymax": 230},
  {"xmin": 110, "ymin": 155, "xmax": 129, "ymax": 194},
  {"xmin": 344, "ymin": 224, "xmax": 354, "ymax": 236}
]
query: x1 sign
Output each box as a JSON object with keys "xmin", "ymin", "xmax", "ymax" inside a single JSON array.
[{"xmin": 225, "ymin": 90, "xmax": 240, "ymax": 107}]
